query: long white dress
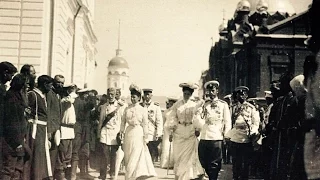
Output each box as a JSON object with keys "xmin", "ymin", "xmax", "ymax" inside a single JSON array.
[
  {"xmin": 120, "ymin": 103, "xmax": 157, "ymax": 180},
  {"xmin": 168, "ymin": 98, "xmax": 204, "ymax": 180},
  {"xmin": 160, "ymin": 109, "xmax": 174, "ymax": 168}
]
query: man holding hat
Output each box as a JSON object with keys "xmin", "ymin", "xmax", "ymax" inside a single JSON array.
[
  {"xmin": 55, "ymin": 83, "xmax": 77, "ymax": 179},
  {"xmin": 98, "ymin": 87, "xmax": 124, "ymax": 180},
  {"xmin": 71, "ymin": 88, "xmax": 96, "ymax": 180},
  {"xmin": 194, "ymin": 80, "xmax": 232, "ymax": 180},
  {"xmin": 226, "ymin": 86, "xmax": 259, "ymax": 180},
  {"xmin": 141, "ymin": 88, "xmax": 163, "ymax": 163}
]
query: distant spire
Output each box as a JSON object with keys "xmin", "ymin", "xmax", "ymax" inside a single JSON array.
[
  {"xmin": 222, "ymin": 9, "xmax": 226, "ymax": 23},
  {"xmin": 116, "ymin": 19, "xmax": 121, "ymax": 56}
]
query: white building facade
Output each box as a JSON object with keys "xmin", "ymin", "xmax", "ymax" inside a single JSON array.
[{"xmin": 0, "ymin": 0, "xmax": 97, "ymax": 88}]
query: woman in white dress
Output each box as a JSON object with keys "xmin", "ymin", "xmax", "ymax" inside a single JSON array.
[
  {"xmin": 120, "ymin": 84, "xmax": 156, "ymax": 180},
  {"xmin": 168, "ymin": 83, "xmax": 204, "ymax": 180},
  {"xmin": 160, "ymin": 97, "xmax": 178, "ymax": 169}
]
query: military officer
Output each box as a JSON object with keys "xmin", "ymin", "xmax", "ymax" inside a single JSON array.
[
  {"xmin": 194, "ymin": 80, "xmax": 232, "ymax": 180},
  {"xmin": 98, "ymin": 87, "xmax": 124, "ymax": 180},
  {"xmin": 225, "ymin": 86, "xmax": 260, "ymax": 180},
  {"xmin": 141, "ymin": 88, "xmax": 163, "ymax": 163}
]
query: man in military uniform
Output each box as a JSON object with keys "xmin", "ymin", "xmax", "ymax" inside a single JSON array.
[
  {"xmin": 71, "ymin": 88, "xmax": 96, "ymax": 180},
  {"xmin": 226, "ymin": 86, "xmax": 260, "ymax": 180},
  {"xmin": 194, "ymin": 80, "xmax": 232, "ymax": 180},
  {"xmin": 98, "ymin": 88, "xmax": 124, "ymax": 180},
  {"xmin": 141, "ymin": 88, "xmax": 163, "ymax": 163}
]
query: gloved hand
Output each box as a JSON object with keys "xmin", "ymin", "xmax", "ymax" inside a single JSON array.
[{"xmin": 195, "ymin": 130, "xmax": 200, "ymax": 137}]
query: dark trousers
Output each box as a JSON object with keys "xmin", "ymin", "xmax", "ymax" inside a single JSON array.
[
  {"xmin": 231, "ymin": 142, "xmax": 253, "ymax": 180},
  {"xmin": 49, "ymin": 146, "xmax": 58, "ymax": 176},
  {"xmin": 147, "ymin": 141, "xmax": 160, "ymax": 162},
  {"xmin": 72, "ymin": 123, "xmax": 90, "ymax": 174},
  {"xmin": 56, "ymin": 140, "xmax": 73, "ymax": 170},
  {"xmin": 1, "ymin": 139, "xmax": 25, "ymax": 180},
  {"xmin": 198, "ymin": 140, "xmax": 222, "ymax": 180},
  {"xmin": 99, "ymin": 144, "xmax": 119, "ymax": 179},
  {"xmin": 222, "ymin": 141, "xmax": 231, "ymax": 164}
]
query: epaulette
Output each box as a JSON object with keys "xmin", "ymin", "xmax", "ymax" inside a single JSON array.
[
  {"xmin": 217, "ymin": 99, "xmax": 227, "ymax": 104},
  {"xmin": 154, "ymin": 102, "xmax": 160, "ymax": 106},
  {"xmin": 245, "ymin": 102, "xmax": 255, "ymax": 109}
]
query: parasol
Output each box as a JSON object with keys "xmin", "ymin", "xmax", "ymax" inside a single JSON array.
[{"xmin": 114, "ymin": 146, "xmax": 124, "ymax": 179}]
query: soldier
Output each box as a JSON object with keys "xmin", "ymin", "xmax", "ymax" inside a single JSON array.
[
  {"xmin": 225, "ymin": 86, "xmax": 260, "ymax": 180},
  {"xmin": 46, "ymin": 75, "xmax": 64, "ymax": 178},
  {"xmin": 141, "ymin": 88, "xmax": 163, "ymax": 163},
  {"xmin": 194, "ymin": 80, "xmax": 232, "ymax": 180},
  {"xmin": 98, "ymin": 88, "xmax": 124, "ymax": 180},
  {"xmin": 71, "ymin": 88, "xmax": 96, "ymax": 180},
  {"xmin": 55, "ymin": 84, "xmax": 78, "ymax": 180}
]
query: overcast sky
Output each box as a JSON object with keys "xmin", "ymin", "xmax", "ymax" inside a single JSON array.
[{"xmin": 93, "ymin": 0, "xmax": 311, "ymax": 96}]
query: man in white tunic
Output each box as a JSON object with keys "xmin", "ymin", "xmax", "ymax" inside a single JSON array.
[
  {"xmin": 225, "ymin": 86, "xmax": 259, "ymax": 180},
  {"xmin": 141, "ymin": 88, "xmax": 163, "ymax": 163},
  {"xmin": 194, "ymin": 80, "xmax": 232, "ymax": 180},
  {"xmin": 98, "ymin": 88, "xmax": 124, "ymax": 180}
]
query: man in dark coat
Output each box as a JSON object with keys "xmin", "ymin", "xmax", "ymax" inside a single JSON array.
[
  {"xmin": 2, "ymin": 74, "xmax": 28, "ymax": 180},
  {"xmin": 46, "ymin": 75, "xmax": 65, "ymax": 178},
  {"xmin": 0, "ymin": 61, "xmax": 18, "ymax": 172},
  {"xmin": 24, "ymin": 75, "xmax": 54, "ymax": 180}
]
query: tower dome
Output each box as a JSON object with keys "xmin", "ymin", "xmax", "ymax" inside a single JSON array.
[
  {"xmin": 268, "ymin": 0, "xmax": 295, "ymax": 15},
  {"xmin": 108, "ymin": 56, "xmax": 129, "ymax": 69},
  {"xmin": 107, "ymin": 20, "xmax": 130, "ymax": 96},
  {"xmin": 248, "ymin": 0, "xmax": 295, "ymax": 16}
]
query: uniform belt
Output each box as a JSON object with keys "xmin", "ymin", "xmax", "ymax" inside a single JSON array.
[
  {"xmin": 61, "ymin": 123, "xmax": 74, "ymax": 128},
  {"xmin": 28, "ymin": 119, "xmax": 47, "ymax": 125},
  {"xmin": 235, "ymin": 126, "xmax": 248, "ymax": 130},
  {"xmin": 178, "ymin": 121, "xmax": 192, "ymax": 126}
]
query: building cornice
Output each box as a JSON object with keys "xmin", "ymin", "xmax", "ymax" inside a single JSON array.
[{"xmin": 77, "ymin": 3, "xmax": 97, "ymax": 44}]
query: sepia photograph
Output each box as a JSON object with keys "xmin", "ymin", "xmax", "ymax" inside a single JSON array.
[{"xmin": 0, "ymin": 0, "xmax": 319, "ymax": 179}]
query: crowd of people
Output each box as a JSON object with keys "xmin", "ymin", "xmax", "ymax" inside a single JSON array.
[
  {"xmin": 1, "ymin": 1, "xmax": 320, "ymax": 179},
  {"xmin": 0, "ymin": 61, "xmax": 318, "ymax": 180}
]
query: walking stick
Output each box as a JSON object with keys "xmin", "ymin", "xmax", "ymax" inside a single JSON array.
[{"xmin": 167, "ymin": 141, "xmax": 172, "ymax": 175}]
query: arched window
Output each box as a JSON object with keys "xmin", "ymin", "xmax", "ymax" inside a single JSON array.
[
  {"xmin": 114, "ymin": 71, "xmax": 120, "ymax": 75},
  {"xmin": 108, "ymin": 71, "xmax": 112, "ymax": 75},
  {"xmin": 114, "ymin": 82, "xmax": 117, "ymax": 88},
  {"xmin": 121, "ymin": 72, "xmax": 126, "ymax": 76}
]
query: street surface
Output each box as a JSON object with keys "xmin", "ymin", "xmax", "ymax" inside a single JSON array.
[{"xmin": 86, "ymin": 162, "xmax": 234, "ymax": 180}]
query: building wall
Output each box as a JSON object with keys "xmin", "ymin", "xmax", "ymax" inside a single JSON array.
[
  {"xmin": 0, "ymin": 0, "xmax": 97, "ymax": 88},
  {"xmin": 51, "ymin": 0, "xmax": 76, "ymax": 83},
  {"xmin": 0, "ymin": 0, "xmax": 47, "ymax": 75}
]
